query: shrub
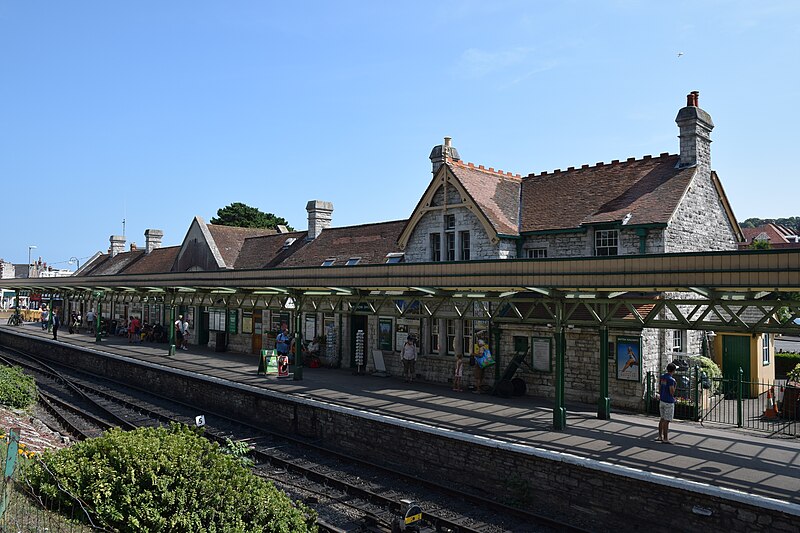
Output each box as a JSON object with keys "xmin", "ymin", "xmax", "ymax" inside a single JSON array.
[
  {"xmin": 0, "ymin": 366, "xmax": 37, "ymax": 410},
  {"xmin": 788, "ymin": 363, "xmax": 800, "ymax": 383},
  {"xmin": 23, "ymin": 423, "xmax": 317, "ymax": 532}
]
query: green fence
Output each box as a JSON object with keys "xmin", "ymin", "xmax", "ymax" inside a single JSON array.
[
  {"xmin": 0, "ymin": 430, "xmax": 101, "ymax": 532},
  {"xmin": 645, "ymin": 368, "xmax": 799, "ymax": 438}
]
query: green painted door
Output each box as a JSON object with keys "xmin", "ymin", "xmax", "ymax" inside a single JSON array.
[{"xmin": 722, "ymin": 335, "xmax": 751, "ymax": 399}]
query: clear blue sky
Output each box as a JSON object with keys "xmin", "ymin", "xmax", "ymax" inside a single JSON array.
[{"xmin": 2, "ymin": 1, "xmax": 798, "ymax": 269}]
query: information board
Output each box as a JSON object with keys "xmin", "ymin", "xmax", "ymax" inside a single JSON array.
[
  {"xmin": 532, "ymin": 337, "xmax": 552, "ymax": 372},
  {"xmin": 227, "ymin": 309, "xmax": 238, "ymax": 334}
]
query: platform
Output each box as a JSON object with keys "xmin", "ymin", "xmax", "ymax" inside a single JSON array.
[{"xmin": 3, "ymin": 322, "xmax": 799, "ymax": 510}]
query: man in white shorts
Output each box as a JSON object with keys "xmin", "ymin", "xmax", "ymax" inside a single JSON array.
[{"xmin": 658, "ymin": 362, "xmax": 678, "ymax": 443}]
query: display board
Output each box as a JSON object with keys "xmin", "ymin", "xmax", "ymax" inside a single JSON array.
[{"xmin": 532, "ymin": 337, "xmax": 552, "ymax": 372}]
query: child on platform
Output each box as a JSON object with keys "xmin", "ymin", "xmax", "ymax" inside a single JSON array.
[{"xmin": 453, "ymin": 353, "xmax": 464, "ymax": 391}]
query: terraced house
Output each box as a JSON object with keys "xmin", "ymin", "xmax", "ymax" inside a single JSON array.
[{"xmin": 76, "ymin": 92, "xmax": 768, "ymax": 410}]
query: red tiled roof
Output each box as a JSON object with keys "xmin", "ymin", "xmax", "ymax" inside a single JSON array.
[
  {"xmin": 206, "ymin": 225, "xmax": 276, "ymax": 268},
  {"xmin": 234, "ymin": 231, "xmax": 309, "ymax": 270},
  {"xmin": 123, "ymin": 246, "xmax": 181, "ymax": 274},
  {"xmin": 278, "ymin": 220, "xmax": 406, "ymax": 268},
  {"xmin": 740, "ymin": 224, "xmax": 800, "ymax": 249},
  {"xmin": 448, "ymin": 161, "xmax": 522, "ymax": 235},
  {"xmin": 520, "ymin": 154, "xmax": 695, "ymax": 232}
]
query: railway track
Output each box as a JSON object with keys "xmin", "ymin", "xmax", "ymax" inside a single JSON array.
[{"xmin": 0, "ymin": 346, "xmax": 588, "ymax": 532}]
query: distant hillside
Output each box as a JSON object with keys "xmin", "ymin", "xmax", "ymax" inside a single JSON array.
[{"xmin": 739, "ymin": 217, "xmax": 800, "ymax": 233}]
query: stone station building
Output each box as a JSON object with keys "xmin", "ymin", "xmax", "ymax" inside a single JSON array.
[{"xmin": 67, "ymin": 92, "xmax": 774, "ymax": 411}]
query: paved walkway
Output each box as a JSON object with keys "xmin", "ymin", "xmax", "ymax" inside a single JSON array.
[{"xmin": 2, "ymin": 323, "xmax": 799, "ymax": 509}]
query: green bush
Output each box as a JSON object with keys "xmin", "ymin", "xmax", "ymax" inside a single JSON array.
[
  {"xmin": 694, "ymin": 356, "xmax": 722, "ymax": 394},
  {"xmin": 23, "ymin": 423, "xmax": 317, "ymax": 532},
  {"xmin": 788, "ymin": 363, "xmax": 800, "ymax": 383},
  {"xmin": 0, "ymin": 365, "xmax": 37, "ymax": 410}
]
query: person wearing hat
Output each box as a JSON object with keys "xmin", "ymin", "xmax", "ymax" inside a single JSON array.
[
  {"xmin": 472, "ymin": 339, "xmax": 486, "ymax": 393},
  {"xmin": 658, "ymin": 363, "xmax": 678, "ymax": 443}
]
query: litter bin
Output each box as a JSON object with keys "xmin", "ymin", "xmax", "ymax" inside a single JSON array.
[{"xmin": 215, "ymin": 331, "xmax": 227, "ymax": 352}]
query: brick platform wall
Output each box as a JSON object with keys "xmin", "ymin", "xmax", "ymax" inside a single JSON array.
[{"xmin": 2, "ymin": 331, "xmax": 794, "ymax": 533}]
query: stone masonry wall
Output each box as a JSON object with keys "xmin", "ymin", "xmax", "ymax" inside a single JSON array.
[
  {"xmin": 663, "ymin": 172, "xmax": 737, "ymax": 252},
  {"xmin": 1, "ymin": 331, "xmax": 792, "ymax": 533}
]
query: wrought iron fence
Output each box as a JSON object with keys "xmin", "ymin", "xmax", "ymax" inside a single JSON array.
[{"xmin": 645, "ymin": 368, "xmax": 799, "ymax": 438}]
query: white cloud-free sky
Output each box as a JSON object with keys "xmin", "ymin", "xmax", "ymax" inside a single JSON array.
[{"xmin": 2, "ymin": 1, "xmax": 798, "ymax": 268}]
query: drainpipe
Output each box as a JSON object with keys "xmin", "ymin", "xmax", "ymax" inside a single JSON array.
[{"xmin": 635, "ymin": 228, "xmax": 649, "ymax": 254}]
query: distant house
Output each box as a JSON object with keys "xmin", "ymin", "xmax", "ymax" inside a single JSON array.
[{"xmin": 739, "ymin": 223, "xmax": 800, "ymax": 250}]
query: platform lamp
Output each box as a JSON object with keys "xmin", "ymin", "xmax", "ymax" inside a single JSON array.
[
  {"xmin": 27, "ymin": 245, "xmax": 37, "ymax": 277},
  {"xmin": 69, "ymin": 256, "xmax": 80, "ymax": 273}
]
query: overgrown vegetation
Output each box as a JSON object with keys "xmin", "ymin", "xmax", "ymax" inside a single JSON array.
[
  {"xmin": 22, "ymin": 424, "xmax": 317, "ymax": 532},
  {"xmin": 0, "ymin": 366, "xmax": 37, "ymax": 410}
]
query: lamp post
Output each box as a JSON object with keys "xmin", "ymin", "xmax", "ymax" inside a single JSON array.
[
  {"xmin": 27, "ymin": 245, "xmax": 37, "ymax": 278},
  {"xmin": 69, "ymin": 256, "xmax": 80, "ymax": 273}
]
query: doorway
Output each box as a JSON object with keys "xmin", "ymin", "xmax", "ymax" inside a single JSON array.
[{"xmin": 350, "ymin": 315, "xmax": 368, "ymax": 369}]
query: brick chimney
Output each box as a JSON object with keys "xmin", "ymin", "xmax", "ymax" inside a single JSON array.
[
  {"xmin": 144, "ymin": 229, "xmax": 163, "ymax": 254},
  {"xmin": 109, "ymin": 235, "xmax": 125, "ymax": 257},
  {"xmin": 130, "ymin": 242, "xmax": 137, "ymax": 252},
  {"xmin": 675, "ymin": 91, "xmax": 714, "ymax": 169},
  {"xmin": 306, "ymin": 200, "xmax": 333, "ymax": 240},
  {"xmin": 429, "ymin": 136, "xmax": 460, "ymax": 174}
]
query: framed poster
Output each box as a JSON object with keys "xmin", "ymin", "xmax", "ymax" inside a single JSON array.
[
  {"xmin": 304, "ymin": 314, "xmax": 317, "ymax": 341},
  {"xmin": 616, "ymin": 336, "xmax": 641, "ymax": 381},
  {"xmin": 532, "ymin": 336, "xmax": 552, "ymax": 372},
  {"xmin": 379, "ymin": 318, "xmax": 393, "ymax": 351},
  {"xmin": 242, "ymin": 312, "xmax": 253, "ymax": 334}
]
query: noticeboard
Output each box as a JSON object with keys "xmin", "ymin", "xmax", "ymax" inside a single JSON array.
[
  {"xmin": 227, "ymin": 309, "xmax": 238, "ymax": 334},
  {"xmin": 531, "ymin": 337, "xmax": 552, "ymax": 372}
]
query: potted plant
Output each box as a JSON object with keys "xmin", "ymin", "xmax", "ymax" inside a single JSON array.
[{"xmin": 784, "ymin": 364, "xmax": 800, "ymax": 420}]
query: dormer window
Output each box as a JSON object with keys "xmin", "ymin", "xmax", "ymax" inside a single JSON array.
[
  {"xmin": 345, "ymin": 257, "xmax": 360, "ymax": 266},
  {"xmin": 595, "ymin": 229, "xmax": 619, "ymax": 256},
  {"xmin": 321, "ymin": 258, "xmax": 335, "ymax": 266},
  {"xmin": 385, "ymin": 252, "xmax": 404, "ymax": 264}
]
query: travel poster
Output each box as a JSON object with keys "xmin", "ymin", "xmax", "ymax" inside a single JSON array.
[{"xmin": 616, "ymin": 336, "xmax": 641, "ymax": 381}]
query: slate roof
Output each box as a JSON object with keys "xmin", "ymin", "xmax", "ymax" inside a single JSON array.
[
  {"xmin": 123, "ymin": 246, "xmax": 181, "ymax": 274},
  {"xmin": 234, "ymin": 231, "xmax": 309, "ymax": 270},
  {"xmin": 206, "ymin": 225, "xmax": 277, "ymax": 268},
  {"xmin": 448, "ymin": 161, "xmax": 522, "ymax": 235},
  {"xmin": 278, "ymin": 220, "xmax": 406, "ymax": 268},
  {"xmin": 519, "ymin": 154, "xmax": 695, "ymax": 232},
  {"xmin": 84, "ymin": 250, "xmax": 145, "ymax": 276}
]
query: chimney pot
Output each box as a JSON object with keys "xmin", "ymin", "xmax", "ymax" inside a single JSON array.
[{"xmin": 130, "ymin": 242, "xmax": 137, "ymax": 252}]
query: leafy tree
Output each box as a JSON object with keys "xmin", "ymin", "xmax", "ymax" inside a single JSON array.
[
  {"xmin": 750, "ymin": 239, "xmax": 772, "ymax": 250},
  {"xmin": 211, "ymin": 202, "xmax": 293, "ymax": 231}
]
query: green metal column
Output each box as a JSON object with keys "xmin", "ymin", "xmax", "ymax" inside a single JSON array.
[
  {"xmin": 95, "ymin": 300, "xmax": 102, "ymax": 342},
  {"xmin": 14, "ymin": 289, "xmax": 19, "ymax": 321},
  {"xmin": 553, "ymin": 301, "xmax": 567, "ymax": 430},
  {"xmin": 293, "ymin": 295, "xmax": 303, "ymax": 381},
  {"xmin": 597, "ymin": 326, "xmax": 611, "ymax": 419},
  {"xmin": 492, "ymin": 323, "xmax": 501, "ymax": 382},
  {"xmin": 168, "ymin": 305, "xmax": 176, "ymax": 357},
  {"xmin": 737, "ymin": 367, "xmax": 743, "ymax": 428}
]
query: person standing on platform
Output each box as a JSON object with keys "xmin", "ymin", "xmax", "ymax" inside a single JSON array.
[
  {"xmin": 52, "ymin": 310, "xmax": 60, "ymax": 340},
  {"xmin": 174, "ymin": 315, "xmax": 184, "ymax": 349},
  {"xmin": 276, "ymin": 323, "xmax": 291, "ymax": 359},
  {"xmin": 40, "ymin": 307, "xmax": 49, "ymax": 330},
  {"xmin": 658, "ymin": 362, "xmax": 678, "ymax": 444},
  {"xmin": 472, "ymin": 339, "xmax": 486, "ymax": 393},
  {"xmin": 181, "ymin": 316, "xmax": 190, "ymax": 350},
  {"xmin": 128, "ymin": 316, "xmax": 140, "ymax": 343},
  {"xmin": 86, "ymin": 309, "xmax": 95, "ymax": 334},
  {"xmin": 453, "ymin": 353, "xmax": 464, "ymax": 391},
  {"xmin": 401, "ymin": 337, "xmax": 417, "ymax": 383}
]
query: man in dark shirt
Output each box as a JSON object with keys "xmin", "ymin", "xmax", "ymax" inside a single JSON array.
[{"xmin": 658, "ymin": 362, "xmax": 677, "ymax": 443}]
